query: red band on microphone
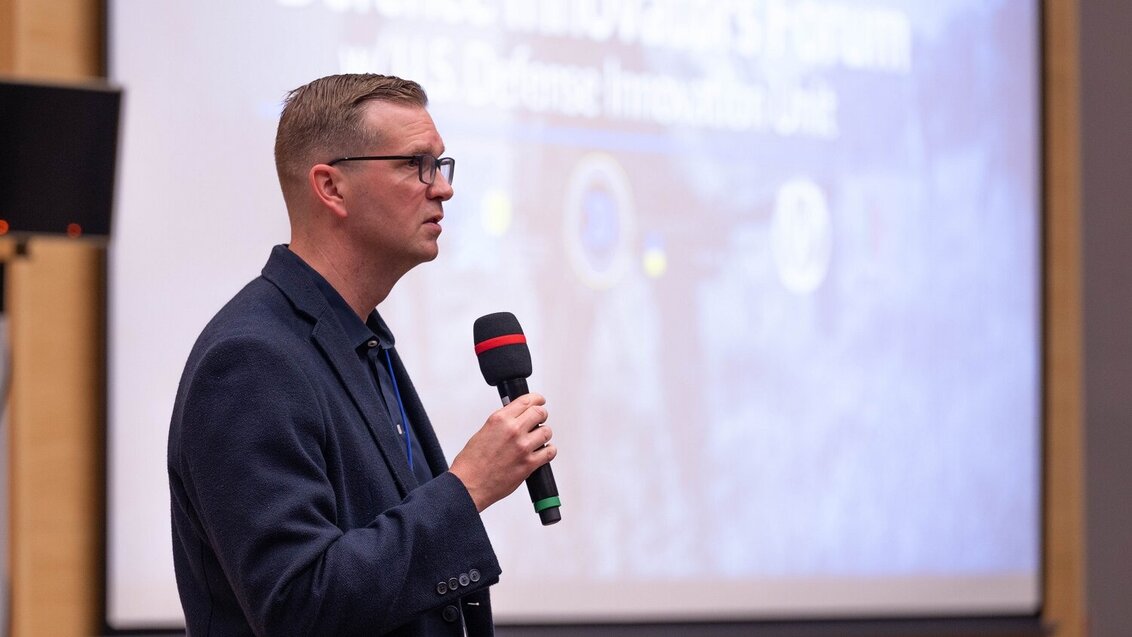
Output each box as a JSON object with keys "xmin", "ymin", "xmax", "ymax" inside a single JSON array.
[{"xmin": 474, "ymin": 333, "xmax": 526, "ymax": 355}]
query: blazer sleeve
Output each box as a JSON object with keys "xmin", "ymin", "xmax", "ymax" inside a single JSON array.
[{"xmin": 171, "ymin": 333, "xmax": 501, "ymax": 636}]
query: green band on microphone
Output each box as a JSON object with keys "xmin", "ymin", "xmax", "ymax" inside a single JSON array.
[{"xmin": 533, "ymin": 496, "xmax": 561, "ymax": 513}]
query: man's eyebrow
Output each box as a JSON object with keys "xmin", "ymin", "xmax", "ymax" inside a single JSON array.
[{"xmin": 402, "ymin": 145, "xmax": 445, "ymax": 156}]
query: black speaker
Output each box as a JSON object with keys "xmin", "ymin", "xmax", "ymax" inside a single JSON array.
[{"xmin": 0, "ymin": 78, "xmax": 122, "ymax": 238}]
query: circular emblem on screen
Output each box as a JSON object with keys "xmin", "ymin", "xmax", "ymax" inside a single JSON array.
[
  {"xmin": 770, "ymin": 178, "xmax": 832, "ymax": 295},
  {"xmin": 563, "ymin": 153, "xmax": 636, "ymax": 290}
]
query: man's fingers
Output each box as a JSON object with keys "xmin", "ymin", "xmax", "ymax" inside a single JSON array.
[
  {"xmin": 502, "ymin": 392, "xmax": 545, "ymax": 415},
  {"xmin": 502, "ymin": 394, "xmax": 548, "ymax": 430},
  {"xmin": 529, "ymin": 425, "xmax": 553, "ymax": 452}
]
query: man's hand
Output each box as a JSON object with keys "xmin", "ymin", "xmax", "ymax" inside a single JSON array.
[{"xmin": 449, "ymin": 393, "xmax": 556, "ymax": 512}]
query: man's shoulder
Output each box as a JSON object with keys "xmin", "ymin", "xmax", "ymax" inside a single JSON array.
[
  {"xmin": 186, "ymin": 273, "xmax": 309, "ymax": 364},
  {"xmin": 207, "ymin": 276, "xmax": 289, "ymax": 332},
  {"xmin": 176, "ymin": 247, "xmax": 333, "ymax": 393},
  {"xmin": 202, "ymin": 246, "xmax": 319, "ymax": 337}
]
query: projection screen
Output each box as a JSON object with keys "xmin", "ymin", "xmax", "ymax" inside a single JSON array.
[{"xmin": 107, "ymin": 0, "xmax": 1042, "ymax": 628}]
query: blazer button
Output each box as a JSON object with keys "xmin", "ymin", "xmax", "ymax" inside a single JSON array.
[
  {"xmin": 459, "ymin": 573, "xmax": 470, "ymax": 587},
  {"xmin": 469, "ymin": 569, "xmax": 481, "ymax": 583},
  {"xmin": 436, "ymin": 581, "xmax": 448, "ymax": 595},
  {"xmin": 442, "ymin": 604, "xmax": 460, "ymax": 623},
  {"xmin": 448, "ymin": 577, "xmax": 459, "ymax": 590}
]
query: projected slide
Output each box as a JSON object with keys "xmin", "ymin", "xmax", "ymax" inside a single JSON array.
[{"xmin": 108, "ymin": 0, "xmax": 1041, "ymax": 628}]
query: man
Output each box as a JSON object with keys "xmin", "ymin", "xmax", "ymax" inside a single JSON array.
[{"xmin": 168, "ymin": 74, "xmax": 556, "ymax": 636}]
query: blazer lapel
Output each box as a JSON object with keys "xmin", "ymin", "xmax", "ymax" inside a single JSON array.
[
  {"xmin": 262, "ymin": 246, "xmax": 419, "ymax": 496},
  {"xmin": 310, "ymin": 320, "xmax": 419, "ymax": 494}
]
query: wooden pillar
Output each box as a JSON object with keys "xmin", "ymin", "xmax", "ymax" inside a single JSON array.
[
  {"xmin": 1, "ymin": 0, "xmax": 106, "ymax": 635},
  {"xmin": 4, "ymin": 239, "xmax": 106, "ymax": 637},
  {"xmin": 1042, "ymin": 0, "xmax": 1087, "ymax": 635},
  {"xmin": 0, "ymin": 0, "xmax": 101, "ymax": 80}
]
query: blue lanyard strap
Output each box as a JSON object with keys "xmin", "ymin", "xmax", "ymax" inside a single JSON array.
[{"xmin": 382, "ymin": 348, "xmax": 414, "ymax": 470}]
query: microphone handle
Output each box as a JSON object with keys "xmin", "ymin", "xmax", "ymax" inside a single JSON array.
[{"xmin": 497, "ymin": 378, "xmax": 561, "ymax": 526}]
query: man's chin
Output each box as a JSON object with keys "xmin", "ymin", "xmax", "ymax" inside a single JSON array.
[{"xmin": 419, "ymin": 245, "xmax": 440, "ymax": 264}]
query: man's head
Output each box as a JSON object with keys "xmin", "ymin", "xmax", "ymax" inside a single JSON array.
[
  {"xmin": 274, "ymin": 74, "xmax": 429, "ymax": 197},
  {"xmin": 276, "ymin": 74, "xmax": 453, "ymax": 306}
]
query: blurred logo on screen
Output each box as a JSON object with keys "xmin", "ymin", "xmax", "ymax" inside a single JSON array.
[
  {"xmin": 563, "ymin": 153, "xmax": 636, "ymax": 290},
  {"xmin": 770, "ymin": 177, "xmax": 832, "ymax": 294}
]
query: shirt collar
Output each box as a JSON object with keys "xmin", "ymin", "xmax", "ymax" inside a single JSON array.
[{"xmin": 286, "ymin": 247, "xmax": 396, "ymax": 351}]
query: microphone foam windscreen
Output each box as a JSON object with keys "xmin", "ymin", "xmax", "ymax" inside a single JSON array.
[{"xmin": 473, "ymin": 312, "xmax": 533, "ymax": 385}]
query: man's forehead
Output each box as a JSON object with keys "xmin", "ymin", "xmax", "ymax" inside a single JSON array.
[
  {"xmin": 360, "ymin": 100, "xmax": 429, "ymax": 124},
  {"xmin": 361, "ymin": 102, "xmax": 443, "ymax": 152}
]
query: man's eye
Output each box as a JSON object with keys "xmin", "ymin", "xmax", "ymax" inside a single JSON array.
[{"xmin": 407, "ymin": 156, "xmax": 421, "ymax": 167}]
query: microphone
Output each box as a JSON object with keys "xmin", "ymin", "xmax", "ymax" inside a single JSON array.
[{"xmin": 473, "ymin": 312, "xmax": 561, "ymax": 526}]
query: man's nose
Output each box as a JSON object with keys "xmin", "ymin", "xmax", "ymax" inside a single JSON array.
[{"xmin": 428, "ymin": 173, "xmax": 454, "ymax": 201}]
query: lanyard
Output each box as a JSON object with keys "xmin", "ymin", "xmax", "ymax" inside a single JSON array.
[{"xmin": 382, "ymin": 348, "xmax": 414, "ymax": 470}]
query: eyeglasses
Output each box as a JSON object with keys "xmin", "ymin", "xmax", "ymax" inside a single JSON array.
[{"xmin": 327, "ymin": 154, "xmax": 455, "ymax": 185}]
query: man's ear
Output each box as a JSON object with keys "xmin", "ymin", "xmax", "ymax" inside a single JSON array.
[{"xmin": 308, "ymin": 164, "xmax": 349, "ymax": 220}]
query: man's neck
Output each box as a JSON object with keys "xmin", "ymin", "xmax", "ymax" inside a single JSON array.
[{"xmin": 287, "ymin": 240, "xmax": 400, "ymax": 320}]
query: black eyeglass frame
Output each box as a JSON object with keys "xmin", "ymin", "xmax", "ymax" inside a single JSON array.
[{"xmin": 326, "ymin": 154, "xmax": 455, "ymax": 185}]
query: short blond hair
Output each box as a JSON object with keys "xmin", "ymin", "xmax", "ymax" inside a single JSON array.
[{"xmin": 274, "ymin": 74, "xmax": 428, "ymax": 191}]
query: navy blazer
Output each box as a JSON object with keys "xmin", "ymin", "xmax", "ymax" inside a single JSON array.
[{"xmin": 168, "ymin": 246, "xmax": 501, "ymax": 636}]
